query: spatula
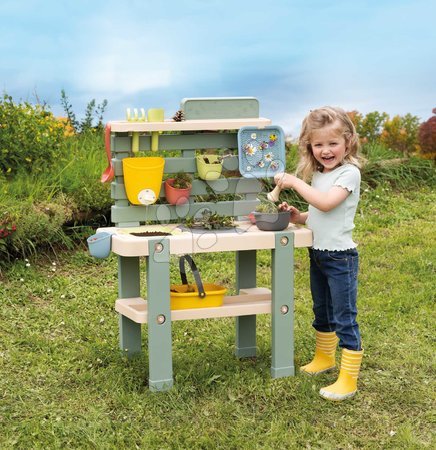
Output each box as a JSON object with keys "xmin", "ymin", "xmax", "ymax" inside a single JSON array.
[{"xmin": 100, "ymin": 124, "xmax": 114, "ymax": 183}]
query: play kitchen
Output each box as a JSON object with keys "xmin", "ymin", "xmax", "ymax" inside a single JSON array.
[{"xmin": 88, "ymin": 97, "xmax": 312, "ymax": 391}]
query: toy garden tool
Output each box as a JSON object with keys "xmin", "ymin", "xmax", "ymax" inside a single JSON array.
[
  {"xmin": 148, "ymin": 108, "xmax": 164, "ymax": 151},
  {"xmin": 126, "ymin": 108, "xmax": 146, "ymax": 153},
  {"xmin": 101, "ymin": 124, "xmax": 115, "ymax": 183},
  {"xmin": 267, "ymin": 184, "xmax": 282, "ymax": 202},
  {"xmin": 267, "ymin": 172, "xmax": 285, "ymax": 202}
]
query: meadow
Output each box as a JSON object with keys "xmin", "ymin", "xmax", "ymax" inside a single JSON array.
[
  {"xmin": 0, "ymin": 101, "xmax": 435, "ymax": 448},
  {"xmin": 0, "ymin": 184, "xmax": 434, "ymax": 449}
]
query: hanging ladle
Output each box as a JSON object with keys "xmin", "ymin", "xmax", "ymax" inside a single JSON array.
[{"xmin": 101, "ymin": 124, "xmax": 114, "ymax": 183}]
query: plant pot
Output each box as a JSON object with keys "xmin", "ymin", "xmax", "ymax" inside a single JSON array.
[
  {"xmin": 164, "ymin": 178, "xmax": 192, "ymax": 205},
  {"xmin": 254, "ymin": 211, "xmax": 291, "ymax": 231},
  {"xmin": 196, "ymin": 155, "xmax": 223, "ymax": 180},
  {"xmin": 122, "ymin": 157, "xmax": 165, "ymax": 205},
  {"xmin": 87, "ymin": 232, "xmax": 112, "ymax": 258}
]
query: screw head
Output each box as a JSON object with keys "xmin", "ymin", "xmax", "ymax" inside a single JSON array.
[
  {"xmin": 280, "ymin": 236, "xmax": 289, "ymax": 246},
  {"xmin": 280, "ymin": 305, "xmax": 289, "ymax": 315},
  {"xmin": 156, "ymin": 314, "xmax": 166, "ymax": 324}
]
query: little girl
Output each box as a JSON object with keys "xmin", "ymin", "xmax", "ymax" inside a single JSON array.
[{"xmin": 274, "ymin": 106, "xmax": 365, "ymax": 401}]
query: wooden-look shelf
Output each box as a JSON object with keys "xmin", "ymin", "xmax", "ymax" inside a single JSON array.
[
  {"xmin": 101, "ymin": 222, "xmax": 313, "ymax": 257},
  {"xmin": 109, "ymin": 117, "xmax": 271, "ymax": 132},
  {"xmin": 115, "ymin": 288, "xmax": 272, "ymax": 323}
]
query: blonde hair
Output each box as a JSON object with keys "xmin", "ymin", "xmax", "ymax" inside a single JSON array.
[{"xmin": 296, "ymin": 106, "xmax": 365, "ymax": 181}]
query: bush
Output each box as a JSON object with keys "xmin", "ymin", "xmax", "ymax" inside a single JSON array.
[
  {"xmin": 0, "ymin": 94, "xmax": 68, "ymax": 174},
  {"xmin": 418, "ymin": 108, "xmax": 436, "ymax": 160},
  {"xmin": 380, "ymin": 113, "xmax": 421, "ymax": 157},
  {"xmin": 0, "ymin": 195, "xmax": 76, "ymax": 261},
  {"xmin": 348, "ymin": 110, "xmax": 389, "ymax": 143}
]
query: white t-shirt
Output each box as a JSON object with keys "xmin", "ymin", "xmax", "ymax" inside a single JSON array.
[{"xmin": 306, "ymin": 164, "xmax": 361, "ymax": 251}]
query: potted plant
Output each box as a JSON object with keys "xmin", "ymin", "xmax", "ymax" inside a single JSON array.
[
  {"xmin": 196, "ymin": 154, "xmax": 224, "ymax": 180},
  {"xmin": 165, "ymin": 171, "xmax": 192, "ymax": 205},
  {"xmin": 253, "ymin": 200, "xmax": 291, "ymax": 231}
]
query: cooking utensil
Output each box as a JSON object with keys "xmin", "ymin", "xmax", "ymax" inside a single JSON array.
[{"xmin": 101, "ymin": 124, "xmax": 114, "ymax": 183}]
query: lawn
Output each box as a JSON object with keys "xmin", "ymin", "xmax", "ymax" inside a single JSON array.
[{"xmin": 0, "ymin": 185, "xmax": 435, "ymax": 449}]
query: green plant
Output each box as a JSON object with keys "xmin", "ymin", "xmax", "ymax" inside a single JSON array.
[
  {"xmin": 348, "ymin": 110, "xmax": 389, "ymax": 144},
  {"xmin": 184, "ymin": 210, "xmax": 234, "ymax": 229},
  {"xmin": 255, "ymin": 199, "xmax": 279, "ymax": 213},
  {"xmin": 60, "ymin": 89, "xmax": 107, "ymax": 133},
  {"xmin": 171, "ymin": 171, "xmax": 192, "ymax": 189},
  {"xmin": 381, "ymin": 113, "xmax": 421, "ymax": 157},
  {"xmin": 0, "ymin": 94, "xmax": 67, "ymax": 174}
]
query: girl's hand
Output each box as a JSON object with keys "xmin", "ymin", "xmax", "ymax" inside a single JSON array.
[
  {"xmin": 274, "ymin": 172, "xmax": 296, "ymax": 189},
  {"xmin": 279, "ymin": 202, "xmax": 304, "ymax": 224}
]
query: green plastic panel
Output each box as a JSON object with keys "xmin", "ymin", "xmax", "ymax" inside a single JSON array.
[
  {"xmin": 111, "ymin": 200, "xmax": 258, "ymax": 223},
  {"xmin": 112, "ymin": 133, "xmax": 238, "ymax": 153},
  {"xmin": 181, "ymin": 97, "xmax": 259, "ymax": 120},
  {"xmin": 111, "ymin": 177, "xmax": 262, "ymax": 201}
]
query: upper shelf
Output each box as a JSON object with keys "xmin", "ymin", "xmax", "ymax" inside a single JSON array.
[{"xmin": 109, "ymin": 117, "xmax": 272, "ymax": 132}]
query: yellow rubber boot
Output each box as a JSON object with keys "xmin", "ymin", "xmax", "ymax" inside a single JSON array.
[
  {"xmin": 319, "ymin": 348, "xmax": 364, "ymax": 401},
  {"xmin": 300, "ymin": 331, "xmax": 338, "ymax": 375}
]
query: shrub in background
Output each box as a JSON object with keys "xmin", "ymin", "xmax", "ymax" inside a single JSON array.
[
  {"xmin": 0, "ymin": 94, "xmax": 69, "ymax": 174},
  {"xmin": 380, "ymin": 113, "xmax": 420, "ymax": 157},
  {"xmin": 418, "ymin": 108, "xmax": 436, "ymax": 160},
  {"xmin": 0, "ymin": 195, "xmax": 75, "ymax": 261},
  {"xmin": 348, "ymin": 110, "xmax": 389, "ymax": 144}
]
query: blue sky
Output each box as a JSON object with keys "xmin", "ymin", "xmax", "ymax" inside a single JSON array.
[{"xmin": 1, "ymin": 0, "xmax": 435, "ymax": 135}]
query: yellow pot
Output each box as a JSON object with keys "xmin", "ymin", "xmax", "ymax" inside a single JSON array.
[{"xmin": 122, "ymin": 157, "xmax": 165, "ymax": 205}]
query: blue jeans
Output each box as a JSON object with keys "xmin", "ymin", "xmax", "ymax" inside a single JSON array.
[{"xmin": 308, "ymin": 248, "xmax": 361, "ymax": 351}]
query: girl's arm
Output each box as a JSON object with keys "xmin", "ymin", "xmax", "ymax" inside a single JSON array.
[{"xmin": 275, "ymin": 173, "xmax": 350, "ymax": 212}]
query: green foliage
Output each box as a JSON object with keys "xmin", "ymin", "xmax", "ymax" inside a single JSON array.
[
  {"xmin": 255, "ymin": 198, "xmax": 278, "ymax": 213},
  {"xmin": 361, "ymin": 157, "xmax": 435, "ymax": 190},
  {"xmin": 60, "ymin": 89, "xmax": 107, "ymax": 133},
  {"xmin": 0, "ymin": 130, "xmax": 111, "ymax": 261},
  {"xmin": 171, "ymin": 171, "xmax": 192, "ymax": 189},
  {"xmin": 184, "ymin": 210, "xmax": 234, "ymax": 229},
  {"xmin": 0, "ymin": 94, "xmax": 68, "ymax": 174},
  {"xmin": 0, "ymin": 196, "xmax": 75, "ymax": 261},
  {"xmin": 349, "ymin": 110, "xmax": 389, "ymax": 143},
  {"xmin": 381, "ymin": 113, "xmax": 421, "ymax": 157}
]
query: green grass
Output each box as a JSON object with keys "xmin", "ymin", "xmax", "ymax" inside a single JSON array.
[{"xmin": 0, "ymin": 186, "xmax": 435, "ymax": 449}]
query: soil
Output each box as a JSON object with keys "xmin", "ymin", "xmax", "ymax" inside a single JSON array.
[
  {"xmin": 130, "ymin": 232, "xmax": 171, "ymax": 237},
  {"xmin": 203, "ymin": 157, "xmax": 221, "ymax": 164}
]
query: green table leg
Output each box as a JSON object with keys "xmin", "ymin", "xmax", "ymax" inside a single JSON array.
[
  {"xmin": 235, "ymin": 250, "xmax": 257, "ymax": 358},
  {"xmin": 147, "ymin": 239, "xmax": 173, "ymax": 391},
  {"xmin": 271, "ymin": 232, "xmax": 295, "ymax": 378},
  {"xmin": 118, "ymin": 256, "xmax": 141, "ymax": 356}
]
